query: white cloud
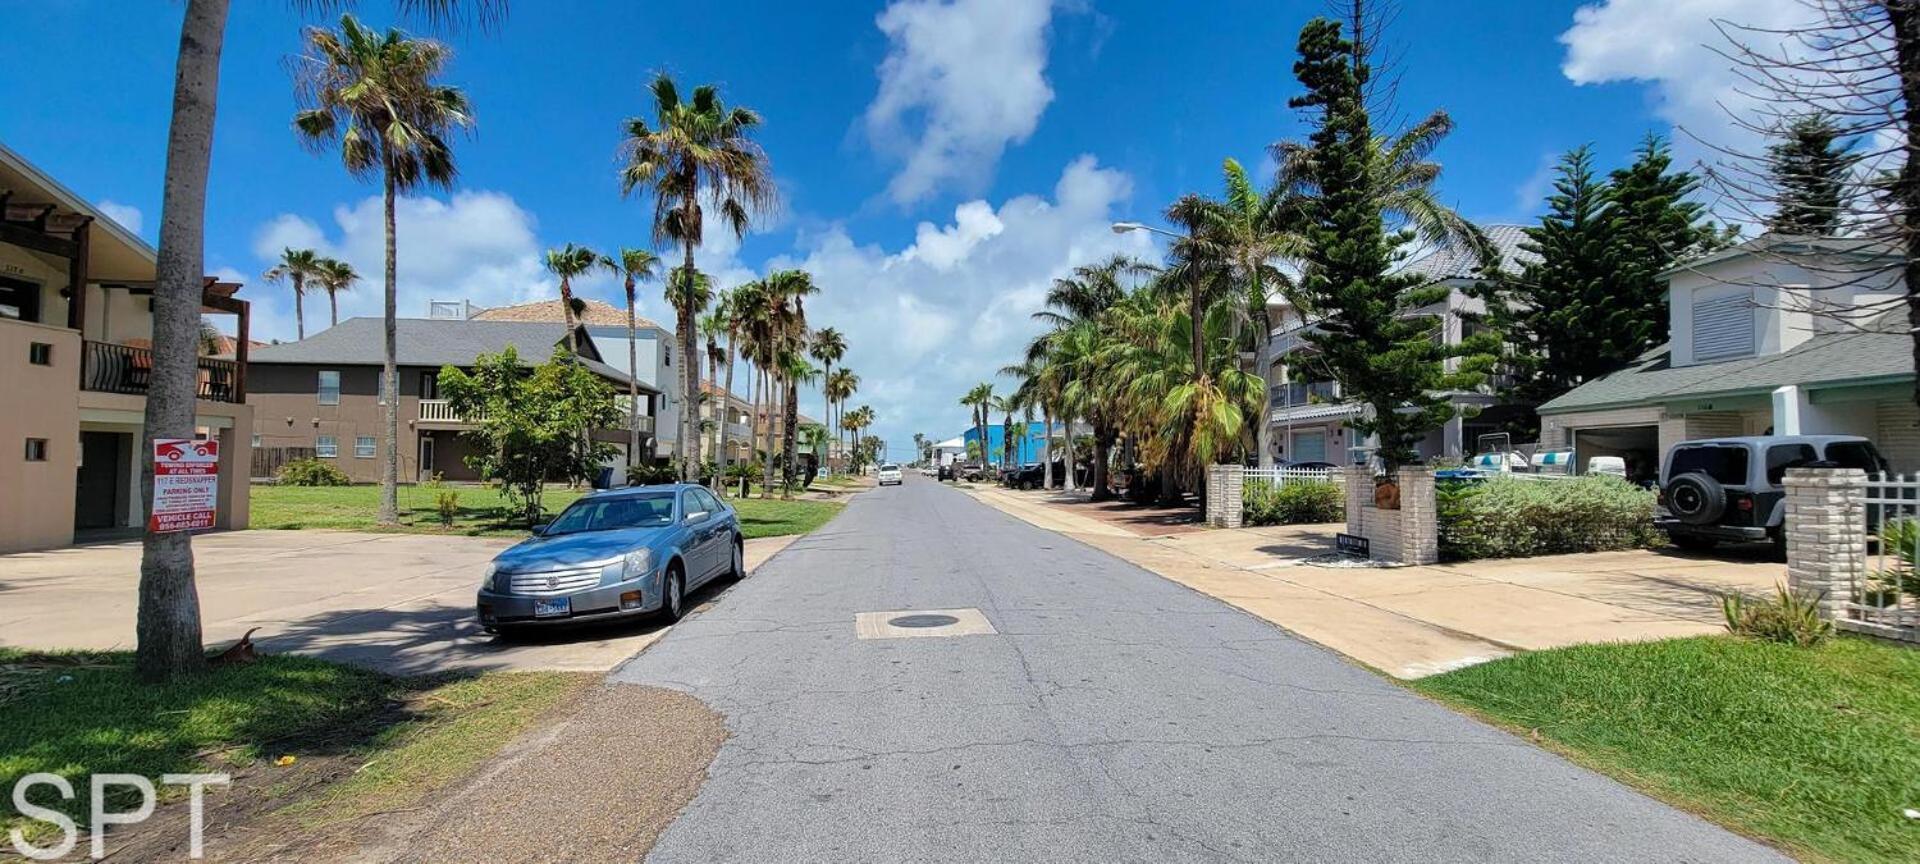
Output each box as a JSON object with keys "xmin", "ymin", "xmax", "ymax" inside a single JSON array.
[
  {"xmin": 1559, "ymin": 0, "xmax": 1817, "ymax": 154},
  {"xmin": 96, "ymin": 200, "xmax": 142, "ymax": 236},
  {"xmin": 246, "ymin": 190, "xmax": 568, "ymax": 340},
  {"xmin": 765, "ymin": 155, "xmax": 1154, "ymax": 454},
  {"xmin": 865, "ymin": 0, "xmax": 1060, "ymax": 205}
]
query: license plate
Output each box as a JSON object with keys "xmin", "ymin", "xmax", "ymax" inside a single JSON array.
[{"xmin": 533, "ymin": 597, "xmax": 571, "ymax": 618}]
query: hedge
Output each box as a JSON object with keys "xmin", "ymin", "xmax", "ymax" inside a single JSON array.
[
  {"xmin": 1244, "ymin": 479, "xmax": 1344, "ymax": 526},
  {"xmin": 1438, "ymin": 474, "xmax": 1658, "ymax": 561}
]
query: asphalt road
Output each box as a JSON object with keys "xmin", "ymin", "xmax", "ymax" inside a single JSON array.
[{"xmin": 615, "ymin": 478, "xmax": 1781, "ymax": 863}]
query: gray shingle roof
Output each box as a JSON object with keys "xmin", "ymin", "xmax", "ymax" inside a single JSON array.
[
  {"xmin": 250, "ymin": 318, "xmax": 658, "ymax": 392},
  {"xmin": 1538, "ymin": 322, "xmax": 1913, "ymax": 414},
  {"xmin": 1397, "ymin": 224, "xmax": 1536, "ymax": 281}
]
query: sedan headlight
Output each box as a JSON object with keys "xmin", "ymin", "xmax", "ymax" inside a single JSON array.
[
  {"xmin": 623, "ymin": 549, "xmax": 654, "ymax": 580},
  {"xmin": 481, "ymin": 561, "xmax": 500, "ymax": 592}
]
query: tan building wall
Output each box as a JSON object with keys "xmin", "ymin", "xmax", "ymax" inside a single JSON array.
[
  {"xmin": 0, "ymin": 318, "xmax": 82, "ymax": 552},
  {"xmin": 250, "ymin": 363, "xmax": 437, "ymax": 484}
]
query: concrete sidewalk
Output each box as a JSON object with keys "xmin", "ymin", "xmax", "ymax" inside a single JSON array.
[
  {"xmin": 965, "ymin": 486, "xmax": 1784, "ymax": 678},
  {"xmin": 0, "ymin": 530, "xmax": 798, "ymax": 676}
]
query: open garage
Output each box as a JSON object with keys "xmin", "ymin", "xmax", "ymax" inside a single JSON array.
[{"xmin": 1573, "ymin": 425, "xmax": 1660, "ymax": 485}]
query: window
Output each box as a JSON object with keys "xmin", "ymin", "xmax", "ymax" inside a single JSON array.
[
  {"xmin": 23, "ymin": 438, "xmax": 48, "ymax": 462},
  {"xmin": 251, "ymin": 434, "xmax": 261, "ymax": 448},
  {"xmin": 1668, "ymin": 445, "xmax": 1749, "ymax": 485},
  {"xmin": 28, "ymin": 342, "xmax": 52, "ymax": 365},
  {"xmin": 1764, "ymin": 444, "xmax": 1817, "ymax": 485},
  {"xmin": 316, "ymin": 435, "xmax": 338, "ymax": 458},
  {"xmin": 544, "ymin": 492, "xmax": 676, "ymax": 535},
  {"xmin": 1692, "ymin": 290, "xmax": 1755, "ymax": 361},
  {"xmin": 354, "ymin": 436, "xmax": 376, "ymax": 458},
  {"xmin": 687, "ymin": 488, "xmax": 721, "ymax": 516},
  {"xmin": 318, "ymin": 370, "xmax": 341, "ymax": 405},
  {"xmin": 1825, "ymin": 441, "xmax": 1891, "ymax": 474},
  {"xmin": 420, "ymin": 371, "xmax": 439, "ymax": 400}
]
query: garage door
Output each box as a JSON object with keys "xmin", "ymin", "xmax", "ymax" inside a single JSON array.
[{"xmin": 1293, "ymin": 430, "xmax": 1327, "ymax": 463}]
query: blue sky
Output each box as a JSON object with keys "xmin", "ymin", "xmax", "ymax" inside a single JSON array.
[{"xmin": 2, "ymin": 0, "xmax": 1785, "ymax": 457}]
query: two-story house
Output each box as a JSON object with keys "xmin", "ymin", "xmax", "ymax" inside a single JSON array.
[
  {"xmin": 472, "ymin": 298, "xmax": 684, "ymax": 462},
  {"xmin": 1539, "ymin": 233, "xmax": 1917, "ymax": 479},
  {"xmin": 246, "ymin": 318, "xmax": 659, "ymax": 483},
  {"xmin": 0, "ymin": 141, "xmax": 254, "ymax": 552},
  {"xmin": 700, "ymin": 382, "xmax": 755, "ymax": 466},
  {"xmin": 1266, "ymin": 225, "xmax": 1535, "ymax": 465}
]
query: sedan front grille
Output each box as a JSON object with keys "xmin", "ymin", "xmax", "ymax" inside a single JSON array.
[{"xmin": 506, "ymin": 566, "xmax": 604, "ymax": 596}]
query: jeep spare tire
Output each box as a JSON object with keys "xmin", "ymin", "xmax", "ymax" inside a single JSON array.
[{"xmin": 1666, "ymin": 472, "xmax": 1727, "ymax": 525}]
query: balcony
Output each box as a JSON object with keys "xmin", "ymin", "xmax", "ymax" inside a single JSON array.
[
  {"xmin": 1269, "ymin": 381, "xmax": 1339, "ymax": 408},
  {"xmin": 81, "ymin": 339, "xmax": 242, "ymax": 404}
]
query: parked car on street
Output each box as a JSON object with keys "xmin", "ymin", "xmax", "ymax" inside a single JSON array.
[
  {"xmin": 878, "ymin": 464, "xmax": 903, "ymax": 486},
  {"xmin": 476, "ymin": 484, "xmax": 743, "ymax": 636},
  {"xmin": 1658, "ymin": 435, "xmax": 1890, "ymax": 553}
]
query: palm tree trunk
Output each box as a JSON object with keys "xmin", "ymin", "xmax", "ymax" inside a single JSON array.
[
  {"xmin": 1061, "ymin": 409, "xmax": 1077, "ymax": 491},
  {"xmin": 760, "ymin": 369, "xmax": 777, "ymax": 498},
  {"xmin": 136, "ymin": 0, "xmax": 228, "ymax": 683},
  {"xmin": 378, "ymin": 166, "xmax": 400, "ymax": 525},
  {"xmin": 678, "ymin": 233, "xmax": 699, "ymax": 482},
  {"xmin": 781, "ymin": 376, "xmax": 798, "ymax": 497},
  {"xmin": 1041, "ymin": 407, "xmax": 1054, "ymax": 488},
  {"xmin": 625, "ymin": 280, "xmax": 640, "ymax": 470},
  {"xmin": 1091, "ymin": 423, "xmax": 1114, "ymax": 501},
  {"xmin": 328, "ymin": 288, "xmax": 339, "ymax": 328},
  {"xmin": 721, "ymin": 333, "xmax": 737, "ymax": 481},
  {"xmin": 293, "ymin": 272, "xmax": 306, "ymax": 340},
  {"xmin": 1253, "ymin": 294, "xmax": 1274, "ymax": 469},
  {"xmin": 559, "ymin": 276, "xmax": 579, "ymax": 352}
]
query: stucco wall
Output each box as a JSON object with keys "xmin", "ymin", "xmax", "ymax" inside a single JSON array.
[
  {"xmin": 0, "ymin": 318, "xmax": 81, "ymax": 552},
  {"xmin": 250, "ymin": 363, "xmax": 430, "ymax": 483}
]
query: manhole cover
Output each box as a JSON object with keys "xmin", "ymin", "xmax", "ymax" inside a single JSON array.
[{"xmin": 888, "ymin": 614, "xmax": 960, "ymax": 629}]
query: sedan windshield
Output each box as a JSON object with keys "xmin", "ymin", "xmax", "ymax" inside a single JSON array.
[{"xmin": 545, "ymin": 493, "xmax": 675, "ymax": 536}]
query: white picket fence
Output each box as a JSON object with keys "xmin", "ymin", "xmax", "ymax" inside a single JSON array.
[
  {"xmin": 1847, "ymin": 473, "xmax": 1920, "ymax": 640},
  {"xmin": 1244, "ymin": 467, "xmax": 1338, "ymax": 490}
]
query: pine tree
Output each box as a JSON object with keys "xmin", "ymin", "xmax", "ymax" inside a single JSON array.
[
  {"xmin": 1764, "ymin": 114, "xmax": 1853, "ymax": 236},
  {"xmin": 1288, "ymin": 16, "xmax": 1491, "ymax": 473},
  {"xmin": 1475, "ymin": 147, "xmax": 1618, "ymax": 412},
  {"xmin": 1605, "ymin": 135, "xmax": 1726, "ymax": 368}
]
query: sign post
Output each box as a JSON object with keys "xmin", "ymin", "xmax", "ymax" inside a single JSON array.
[{"xmin": 150, "ymin": 439, "xmax": 219, "ymax": 533}]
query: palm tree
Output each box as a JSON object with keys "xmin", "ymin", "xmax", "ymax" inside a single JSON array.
[
  {"xmin": 912, "ymin": 432, "xmax": 927, "ymax": 468},
  {"xmin": 1002, "ymin": 357, "xmax": 1052, "ymax": 487},
  {"xmin": 262, "ymin": 247, "xmax": 322, "ymax": 340},
  {"xmin": 294, "ymin": 13, "xmax": 473, "ymax": 527},
  {"xmin": 1271, "ymin": 114, "xmax": 1490, "ymax": 263},
  {"xmin": 700, "ymin": 305, "xmax": 729, "ymax": 472},
  {"xmin": 313, "ymin": 256, "xmax": 358, "ymax": 328},
  {"xmin": 613, "ymin": 247, "xmax": 661, "ymax": 466},
  {"xmin": 1028, "ymin": 256, "xmax": 1151, "ymax": 500},
  {"xmin": 808, "ymin": 326, "xmax": 847, "ymax": 470},
  {"xmin": 756, "ymin": 269, "xmax": 817, "ymax": 494},
  {"xmin": 712, "ymin": 288, "xmax": 742, "ymax": 476},
  {"xmin": 960, "ymin": 383, "xmax": 993, "ymax": 471},
  {"xmin": 137, "ymin": 0, "xmax": 499, "ymax": 682},
  {"xmin": 543, "ymin": 243, "xmax": 611, "ymax": 352},
  {"xmin": 778, "ymin": 352, "xmax": 819, "ymax": 496},
  {"xmin": 825, "ymin": 368, "xmax": 858, "ymax": 473},
  {"xmin": 619, "ymin": 73, "xmax": 776, "ymax": 482}
]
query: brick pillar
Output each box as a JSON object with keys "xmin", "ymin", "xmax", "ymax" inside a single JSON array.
[
  {"xmin": 1206, "ymin": 464, "xmax": 1244, "ymax": 528},
  {"xmin": 1784, "ymin": 467, "xmax": 1869, "ymax": 621},
  {"xmin": 1344, "ymin": 467, "xmax": 1370, "ymax": 536},
  {"xmin": 1395, "ymin": 466, "xmax": 1438, "ymax": 565}
]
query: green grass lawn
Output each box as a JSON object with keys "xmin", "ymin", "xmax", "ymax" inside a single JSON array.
[
  {"xmin": 1416, "ymin": 635, "xmax": 1920, "ymax": 862},
  {"xmin": 250, "ymin": 483, "xmax": 842, "ymax": 540},
  {"xmin": 0, "ymin": 648, "xmax": 586, "ymax": 839}
]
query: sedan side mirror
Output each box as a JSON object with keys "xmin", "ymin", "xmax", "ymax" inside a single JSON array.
[
  {"xmin": 684, "ymin": 509, "xmax": 710, "ymax": 525},
  {"xmin": 530, "ymin": 521, "xmax": 552, "ymax": 536}
]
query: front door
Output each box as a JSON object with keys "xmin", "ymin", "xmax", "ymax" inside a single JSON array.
[
  {"xmin": 418, "ymin": 435, "xmax": 436, "ymax": 482},
  {"xmin": 75, "ymin": 431, "xmax": 126, "ymax": 529},
  {"xmin": 1292, "ymin": 430, "xmax": 1328, "ymax": 463}
]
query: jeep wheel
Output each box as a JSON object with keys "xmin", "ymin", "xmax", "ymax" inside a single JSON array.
[{"xmin": 1665, "ymin": 472, "xmax": 1728, "ymax": 525}]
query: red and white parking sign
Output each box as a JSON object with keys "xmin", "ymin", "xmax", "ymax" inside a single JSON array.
[{"xmin": 151, "ymin": 438, "xmax": 219, "ymax": 532}]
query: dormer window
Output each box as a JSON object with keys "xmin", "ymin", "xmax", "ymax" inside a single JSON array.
[{"xmin": 1692, "ymin": 289, "xmax": 1755, "ymax": 362}]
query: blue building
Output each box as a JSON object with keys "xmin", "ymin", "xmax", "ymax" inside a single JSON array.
[{"xmin": 960, "ymin": 422, "xmax": 1062, "ymax": 467}]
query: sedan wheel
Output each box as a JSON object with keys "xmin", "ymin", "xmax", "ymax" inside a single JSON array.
[
  {"xmin": 661, "ymin": 568, "xmax": 685, "ymax": 623},
  {"xmin": 730, "ymin": 539, "xmax": 746, "ymax": 580}
]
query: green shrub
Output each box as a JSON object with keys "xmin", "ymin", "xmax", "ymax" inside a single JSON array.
[
  {"xmin": 625, "ymin": 463, "xmax": 678, "ymax": 486},
  {"xmin": 1437, "ymin": 474, "xmax": 1658, "ymax": 561},
  {"xmin": 435, "ymin": 490, "xmax": 460, "ymax": 527},
  {"xmin": 1243, "ymin": 479, "xmax": 1344, "ymax": 526},
  {"xmin": 1722, "ymin": 584, "xmax": 1832, "ymax": 646},
  {"xmin": 276, "ymin": 458, "xmax": 350, "ymax": 487}
]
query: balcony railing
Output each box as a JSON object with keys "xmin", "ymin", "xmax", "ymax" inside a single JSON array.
[
  {"xmin": 1269, "ymin": 381, "xmax": 1339, "ymax": 408},
  {"xmin": 418, "ymin": 399, "xmax": 654, "ymax": 433},
  {"xmin": 81, "ymin": 339, "xmax": 241, "ymax": 404}
]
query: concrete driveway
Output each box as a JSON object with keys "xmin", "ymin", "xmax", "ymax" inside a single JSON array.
[
  {"xmin": 0, "ymin": 529, "xmax": 795, "ymax": 676},
  {"xmin": 966, "ymin": 486, "xmax": 1786, "ymax": 678}
]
